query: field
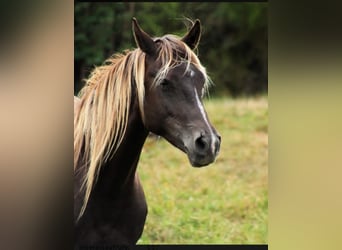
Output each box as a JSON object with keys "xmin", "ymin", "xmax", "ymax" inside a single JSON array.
[{"xmin": 137, "ymin": 96, "xmax": 268, "ymax": 244}]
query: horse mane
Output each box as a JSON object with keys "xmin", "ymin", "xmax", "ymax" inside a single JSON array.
[{"xmin": 74, "ymin": 33, "xmax": 211, "ymax": 220}]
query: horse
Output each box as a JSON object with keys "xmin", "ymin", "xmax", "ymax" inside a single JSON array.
[{"xmin": 74, "ymin": 18, "xmax": 221, "ymax": 247}]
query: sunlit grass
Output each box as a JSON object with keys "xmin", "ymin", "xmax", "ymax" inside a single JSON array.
[{"xmin": 137, "ymin": 96, "xmax": 268, "ymax": 244}]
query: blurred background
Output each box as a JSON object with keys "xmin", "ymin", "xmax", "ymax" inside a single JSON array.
[
  {"xmin": 75, "ymin": 2, "xmax": 268, "ymax": 97},
  {"xmin": 1, "ymin": 0, "xmax": 341, "ymax": 249}
]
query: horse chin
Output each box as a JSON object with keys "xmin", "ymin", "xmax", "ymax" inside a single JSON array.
[{"xmin": 187, "ymin": 153, "xmax": 216, "ymax": 168}]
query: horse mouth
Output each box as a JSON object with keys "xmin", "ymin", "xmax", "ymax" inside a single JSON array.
[
  {"xmin": 175, "ymin": 145, "xmax": 216, "ymax": 167},
  {"xmin": 186, "ymin": 150, "xmax": 217, "ymax": 167}
]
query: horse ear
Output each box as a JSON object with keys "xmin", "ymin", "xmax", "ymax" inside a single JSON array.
[
  {"xmin": 132, "ymin": 17, "xmax": 156, "ymax": 56},
  {"xmin": 182, "ymin": 19, "xmax": 201, "ymax": 50}
]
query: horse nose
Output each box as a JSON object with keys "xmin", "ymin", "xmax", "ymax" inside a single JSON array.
[
  {"xmin": 188, "ymin": 131, "xmax": 220, "ymax": 167},
  {"xmin": 194, "ymin": 132, "xmax": 220, "ymax": 156}
]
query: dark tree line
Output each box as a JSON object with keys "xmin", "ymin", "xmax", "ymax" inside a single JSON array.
[{"xmin": 75, "ymin": 2, "xmax": 267, "ymax": 97}]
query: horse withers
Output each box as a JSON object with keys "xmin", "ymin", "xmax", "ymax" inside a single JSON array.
[{"xmin": 74, "ymin": 18, "xmax": 221, "ymax": 247}]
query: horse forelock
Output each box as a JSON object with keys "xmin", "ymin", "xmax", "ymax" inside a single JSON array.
[{"xmin": 152, "ymin": 35, "xmax": 211, "ymax": 93}]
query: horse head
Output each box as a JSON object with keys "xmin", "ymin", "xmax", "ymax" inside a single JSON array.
[{"xmin": 132, "ymin": 18, "xmax": 221, "ymax": 167}]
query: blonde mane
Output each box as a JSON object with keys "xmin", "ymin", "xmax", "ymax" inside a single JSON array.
[{"xmin": 74, "ymin": 34, "xmax": 211, "ymax": 220}]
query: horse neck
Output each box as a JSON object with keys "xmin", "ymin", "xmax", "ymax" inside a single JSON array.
[{"xmin": 93, "ymin": 96, "xmax": 148, "ymax": 197}]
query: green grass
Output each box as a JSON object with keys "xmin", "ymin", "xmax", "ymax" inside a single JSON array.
[{"xmin": 137, "ymin": 96, "xmax": 268, "ymax": 244}]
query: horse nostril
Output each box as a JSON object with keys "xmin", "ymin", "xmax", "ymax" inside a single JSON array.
[
  {"xmin": 217, "ymin": 134, "xmax": 221, "ymax": 142},
  {"xmin": 195, "ymin": 135, "xmax": 209, "ymax": 152},
  {"xmin": 215, "ymin": 137, "xmax": 221, "ymax": 155}
]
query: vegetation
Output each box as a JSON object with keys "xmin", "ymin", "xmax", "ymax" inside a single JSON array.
[
  {"xmin": 137, "ymin": 96, "xmax": 268, "ymax": 243},
  {"xmin": 75, "ymin": 2, "xmax": 267, "ymax": 97}
]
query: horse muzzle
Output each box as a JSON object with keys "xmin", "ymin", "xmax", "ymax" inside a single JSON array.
[{"xmin": 185, "ymin": 131, "xmax": 221, "ymax": 167}]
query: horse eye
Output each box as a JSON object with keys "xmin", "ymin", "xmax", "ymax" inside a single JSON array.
[
  {"xmin": 160, "ymin": 80, "xmax": 172, "ymax": 90},
  {"xmin": 160, "ymin": 79, "xmax": 169, "ymax": 86}
]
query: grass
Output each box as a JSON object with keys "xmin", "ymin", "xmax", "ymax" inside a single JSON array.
[{"xmin": 137, "ymin": 96, "xmax": 268, "ymax": 244}]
